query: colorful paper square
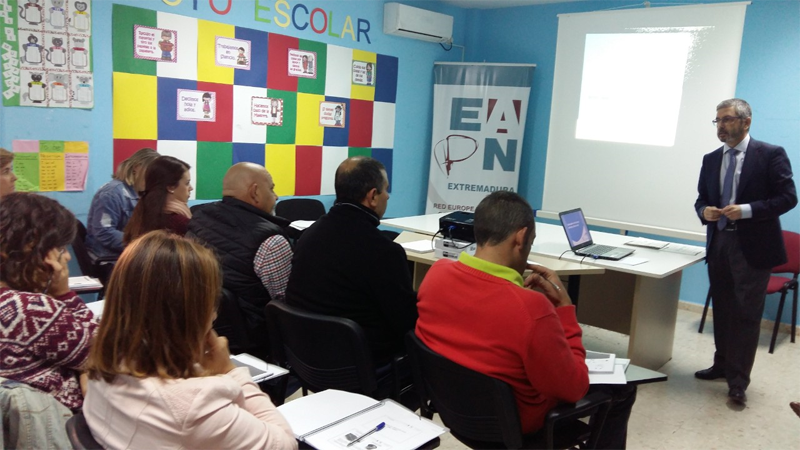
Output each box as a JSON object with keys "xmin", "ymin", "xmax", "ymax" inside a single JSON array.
[
  {"xmin": 320, "ymin": 146, "xmax": 348, "ymax": 195},
  {"xmin": 348, "ymin": 99, "xmax": 374, "ymax": 147},
  {"xmin": 112, "ymin": 4, "xmax": 157, "ymax": 75},
  {"xmin": 267, "ymin": 34, "xmax": 299, "ymax": 92},
  {"xmin": 232, "ymin": 85, "xmax": 268, "ymax": 144},
  {"xmin": 234, "ymin": 27, "xmax": 269, "ymax": 88},
  {"xmin": 372, "ymin": 102, "xmax": 396, "ymax": 149},
  {"xmin": 39, "ymin": 152, "xmax": 65, "ymax": 191},
  {"xmin": 350, "ymin": 49, "xmax": 376, "ymax": 101},
  {"xmin": 156, "ymin": 11, "xmax": 199, "ymax": 81},
  {"xmin": 298, "ymin": 39, "xmax": 327, "ymax": 95},
  {"xmin": 372, "ymin": 148, "xmax": 394, "ymax": 191},
  {"xmin": 113, "ymin": 72, "xmax": 158, "ymax": 140},
  {"xmin": 233, "ymin": 143, "xmax": 266, "ymax": 166},
  {"xmin": 266, "ymin": 90, "xmax": 297, "ymax": 144},
  {"xmin": 196, "ymin": 82, "xmax": 233, "ymax": 142},
  {"xmin": 196, "ymin": 142, "xmax": 232, "ymax": 199},
  {"xmin": 323, "ymin": 97, "xmax": 350, "ymax": 147},
  {"xmin": 13, "ymin": 153, "xmax": 40, "ymax": 192},
  {"xmin": 295, "ymin": 146, "xmax": 322, "ymax": 196},
  {"xmin": 296, "ymin": 93, "xmax": 325, "ymax": 146},
  {"xmin": 325, "ymin": 45, "xmax": 352, "ymax": 98},
  {"xmin": 114, "ymin": 139, "xmax": 158, "ymax": 173},
  {"xmin": 156, "ymin": 140, "xmax": 197, "ymax": 200},
  {"xmin": 197, "ymin": 20, "xmax": 235, "ymax": 84},
  {"xmin": 375, "ymin": 54, "xmax": 398, "ymax": 104},
  {"xmin": 266, "ymin": 144, "xmax": 296, "ymax": 197},
  {"xmin": 158, "ymin": 77, "xmax": 198, "ymax": 141}
]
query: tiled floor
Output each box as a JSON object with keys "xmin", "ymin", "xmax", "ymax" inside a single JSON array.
[{"xmin": 432, "ymin": 308, "xmax": 800, "ymax": 449}]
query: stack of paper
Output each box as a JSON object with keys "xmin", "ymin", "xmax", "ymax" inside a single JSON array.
[
  {"xmin": 69, "ymin": 276, "xmax": 103, "ymax": 290},
  {"xmin": 400, "ymin": 240, "xmax": 435, "ymax": 253},
  {"xmin": 585, "ymin": 350, "xmax": 616, "ymax": 373}
]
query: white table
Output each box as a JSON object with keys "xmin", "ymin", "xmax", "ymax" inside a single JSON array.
[{"xmin": 383, "ymin": 214, "xmax": 706, "ymax": 370}]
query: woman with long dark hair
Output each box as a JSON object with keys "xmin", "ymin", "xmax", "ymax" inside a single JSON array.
[
  {"xmin": 0, "ymin": 193, "xmax": 97, "ymax": 411},
  {"xmin": 84, "ymin": 231, "xmax": 297, "ymax": 448},
  {"xmin": 123, "ymin": 155, "xmax": 192, "ymax": 243}
]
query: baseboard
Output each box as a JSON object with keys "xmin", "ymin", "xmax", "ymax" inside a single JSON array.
[{"xmin": 678, "ymin": 300, "xmax": 796, "ymax": 333}]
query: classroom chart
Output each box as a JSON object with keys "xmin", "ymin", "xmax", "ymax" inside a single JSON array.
[
  {"xmin": 111, "ymin": 5, "xmax": 398, "ymax": 200},
  {"xmin": 12, "ymin": 139, "xmax": 89, "ymax": 192},
  {"xmin": 1, "ymin": 0, "xmax": 95, "ymax": 108}
]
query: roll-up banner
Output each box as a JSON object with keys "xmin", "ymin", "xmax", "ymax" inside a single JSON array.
[{"xmin": 426, "ymin": 63, "xmax": 535, "ymax": 214}]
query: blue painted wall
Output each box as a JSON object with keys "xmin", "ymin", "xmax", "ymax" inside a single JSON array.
[
  {"xmin": 463, "ymin": 0, "xmax": 800, "ymax": 324},
  {"xmin": 0, "ymin": 0, "xmax": 467, "ymax": 220}
]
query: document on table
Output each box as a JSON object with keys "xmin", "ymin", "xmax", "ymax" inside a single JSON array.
[
  {"xmin": 589, "ymin": 358, "xmax": 631, "ymax": 385},
  {"xmin": 289, "ymin": 220, "xmax": 315, "ymax": 231},
  {"xmin": 400, "ymin": 239, "xmax": 435, "ymax": 253},
  {"xmin": 585, "ymin": 351, "xmax": 616, "ymax": 373},
  {"xmin": 661, "ymin": 243, "xmax": 705, "ymax": 256},
  {"xmin": 625, "ymin": 238, "xmax": 668, "ymax": 249},
  {"xmin": 277, "ymin": 390, "xmax": 446, "ymax": 450}
]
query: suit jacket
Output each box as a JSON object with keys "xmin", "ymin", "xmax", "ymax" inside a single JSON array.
[{"xmin": 695, "ymin": 137, "xmax": 797, "ymax": 269}]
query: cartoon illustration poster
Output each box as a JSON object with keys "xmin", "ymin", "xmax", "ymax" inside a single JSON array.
[
  {"xmin": 352, "ymin": 60, "xmax": 375, "ymax": 86},
  {"xmin": 252, "ymin": 96, "xmax": 282, "ymax": 126},
  {"xmin": 12, "ymin": 139, "xmax": 89, "ymax": 191},
  {"xmin": 1, "ymin": 0, "xmax": 94, "ymax": 108},
  {"xmin": 319, "ymin": 101, "xmax": 345, "ymax": 128},
  {"xmin": 177, "ymin": 89, "xmax": 216, "ymax": 121},
  {"xmin": 287, "ymin": 49, "xmax": 316, "ymax": 78},
  {"xmin": 134, "ymin": 25, "xmax": 177, "ymax": 62},
  {"xmin": 215, "ymin": 36, "xmax": 250, "ymax": 70}
]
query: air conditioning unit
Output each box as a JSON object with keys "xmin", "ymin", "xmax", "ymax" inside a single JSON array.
[{"xmin": 383, "ymin": 3, "xmax": 453, "ymax": 44}]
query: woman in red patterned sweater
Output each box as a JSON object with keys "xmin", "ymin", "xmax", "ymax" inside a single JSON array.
[{"xmin": 0, "ymin": 193, "xmax": 97, "ymax": 411}]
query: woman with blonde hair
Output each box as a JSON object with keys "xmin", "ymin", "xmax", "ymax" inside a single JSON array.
[
  {"xmin": 84, "ymin": 231, "xmax": 297, "ymax": 449},
  {"xmin": 0, "ymin": 147, "xmax": 18, "ymax": 197},
  {"xmin": 86, "ymin": 147, "xmax": 159, "ymax": 258},
  {"xmin": 123, "ymin": 155, "xmax": 193, "ymax": 243}
]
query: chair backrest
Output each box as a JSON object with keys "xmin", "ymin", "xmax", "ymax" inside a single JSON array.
[
  {"xmin": 71, "ymin": 220, "xmax": 97, "ymax": 278},
  {"xmin": 405, "ymin": 332, "xmax": 525, "ymax": 448},
  {"xmin": 265, "ymin": 300, "xmax": 378, "ymax": 396},
  {"xmin": 65, "ymin": 412, "xmax": 103, "ymax": 450},
  {"xmin": 275, "ymin": 198, "xmax": 326, "ymax": 222},
  {"xmin": 214, "ymin": 287, "xmax": 254, "ymax": 356},
  {"xmin": 773, "ymin": 230, "xmax": 800, "ymax": 276}
]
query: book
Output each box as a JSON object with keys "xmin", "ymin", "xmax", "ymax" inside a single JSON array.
[
  {"xmin": 230, "ymin": 353, "xmax": 289, "ymax": 383},
  {"xmin": 277, "ymin": 389, "xmax": 447, "ymax": 450},
  {"xmin": 585, "ymin": 350, "xmax": 616, "ymax": 374}
]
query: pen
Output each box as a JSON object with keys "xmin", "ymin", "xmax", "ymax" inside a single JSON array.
[{"xmin": 346, "ymin": 422, "xmax": 385, "ymax": 447}]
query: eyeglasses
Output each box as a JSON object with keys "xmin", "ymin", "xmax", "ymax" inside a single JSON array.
[{"xmin": 712, "ymin": 116, "xmax": 742, "ymax": 127}]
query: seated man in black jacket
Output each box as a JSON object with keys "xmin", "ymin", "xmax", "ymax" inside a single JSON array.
[
  {"xmin": 188, "ymin": 162, "xmax": 292, "ymax": 353},
  {"xmin": 286, "ymin": 156, "xmax": 418, "ymax": 365}
]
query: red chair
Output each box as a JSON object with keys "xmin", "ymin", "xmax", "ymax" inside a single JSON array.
[{"xmin": 699, "ymin": 231, "xmax": 799, "ymax": 354}]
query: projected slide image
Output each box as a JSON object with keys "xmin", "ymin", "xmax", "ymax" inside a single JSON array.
[{"xmin": 575, "ymin": 32, "xmax": 694, "ymax": 147}]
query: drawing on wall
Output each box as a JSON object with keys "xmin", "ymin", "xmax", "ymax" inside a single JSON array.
[
  {"xmin": 216, "ymin": 36, "xmax": 250, "ymax": 70},
  {"xmin": 111, "ymin": 4, "xmax": 398, "ymax": 199},
  {"xmin": 319, "ymin": 101, "xmax": 346, "ymax": 128},
  {"xmin": 1, "ymin": 0, "xmax": 94, "ymax": 108},
  {"xmin": 134, "ymin": 25, "xmax": 178, "ymax": 62},
  {"xmin": 11, "ymin": 139, "xmax": 89, "ymax": 192},
  {"xmin": 352, "ymin": 60, "xmax": 375, "ymax": 86}
]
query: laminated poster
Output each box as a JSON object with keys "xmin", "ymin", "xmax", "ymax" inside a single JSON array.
[{"xmin": 12, "ymin": 139, "xmax": 89, "ymax": 191}]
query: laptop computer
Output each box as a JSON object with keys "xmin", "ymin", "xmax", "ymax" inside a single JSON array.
[{"xmin": 558, "ymin": 208, "xmax": 634, "ymax": 260}]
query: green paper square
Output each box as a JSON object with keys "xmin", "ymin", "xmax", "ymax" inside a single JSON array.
[
  {"xmin": 112, "ymin": 4, "xmax": 157, "ymax": 76},
  {"xmin": 348, "ymin": 148, "xmax": 372, "ymax": 158},
  {"xmin": 196, "ymin": 142, "xmax": 232, "ymax": 199},
  {"xmin": 39, "ymin": 141, "xmax": 64, "ymax": 153},
  {"xmin": 298, "ymin": 40, "xmax": 327, "ymax": 95},
  {"xmin": 266, "ymin": 90, "xmax": 297, "ymax": 144},
  {"xmin": 13, "ymin": 153, "xmax": 40, "ymax": 192}
]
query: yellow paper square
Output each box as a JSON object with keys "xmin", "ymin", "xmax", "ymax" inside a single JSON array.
[
  {"xmin": 296, "ymin": 93, "xmax": 325, "ymax": 146},
  {"xmin": 351, "ymin": 49, "xmax": 376, "ymax": 101},
  {"xmin": 113, "ymin": 73, "xmax": 157, "ymax": 140},
  {"xmin": 197, "ymin": 20, "xmax": 235, "ymax": 84},
  {"xmin": 266, "ymin": 144, "xmax": 296, "ymax": 197},
  {"xmin": 64, "ymin": 141, "xmax": 89, "ymax": 153},
  {"xmin": 39, "ymin": 152, "xmax": 65, "ymax": 192}
]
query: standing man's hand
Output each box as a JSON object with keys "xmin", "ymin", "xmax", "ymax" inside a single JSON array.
[
  {"xmin": 703, "ymin": 206, "xmax": 722, "ymax": 222},
  {"xmin": 720, "ymin": 204, "xmax": 743, "ymax": 220}
]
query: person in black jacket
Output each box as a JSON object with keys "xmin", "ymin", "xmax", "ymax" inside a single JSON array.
[
  {"xmin": 694, "ymin": 98, "xmax": 797, "ymax": 404},
  {"xmin": 286, "ymin": 157, "xmax": 418, "ymax": 364},
  {"xmin": 188, "ymin": 163, "xmax": 292, "ymax": 350}
]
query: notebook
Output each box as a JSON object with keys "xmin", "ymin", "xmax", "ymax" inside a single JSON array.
[{"xmin": 558, "ymin": 208, "xmax": 634, "ymax": 260}]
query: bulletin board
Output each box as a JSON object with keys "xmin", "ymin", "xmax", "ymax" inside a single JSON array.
[{"xmin": 111, "ymin": 5, "xmax": 398, "ymax": 200}]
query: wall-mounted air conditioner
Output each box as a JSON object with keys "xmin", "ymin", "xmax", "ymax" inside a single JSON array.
[{"xmin": 383, "ymin": 3, "xmax": 454, "ymax": 44}]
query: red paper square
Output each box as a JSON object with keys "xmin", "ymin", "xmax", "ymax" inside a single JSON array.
[
  {"xmin": 196, "ymin": 82, "xmax": 233, "ymax": 142},
  {"xmin": 348, "ymin": 100, "xmax": 374, "ymax": 148},
  {"xmin": 113, "ymin": 139, "xmax": 158, "ymax": 173},
  {"xmin": 267, "ymin": 33, "xmax": 299, "ymax": 92},
  {"xmin": 295, "ymin": 145, "xmax": 322, "ymax": 195}
]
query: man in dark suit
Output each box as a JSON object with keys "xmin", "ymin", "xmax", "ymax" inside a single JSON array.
[{"xmin": 694, "ymin": 98, "xmax": 797, "ymax": 404}]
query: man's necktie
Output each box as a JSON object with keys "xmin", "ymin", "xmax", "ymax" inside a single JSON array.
[{"xmin": 717, "ymin": 149, "xmax": 737, "ymax": 230}]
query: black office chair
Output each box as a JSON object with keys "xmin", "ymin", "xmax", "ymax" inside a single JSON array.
[
  {"xmin": 214, "ymin": 287, "xmax": 260, "ymax": 356},
  {"xmin": 65, "ymin": 412, "xmax": 103, "ymax": 450},
  {"xmin": 275, "ymin": 198, "xmax": 326, "ymax": 222},
  {"xmin": 71, "ymin": 220, "xmax": 118, "ymax": 298},
  {"xmin": 265, "ymin": 300, "xmax": 406, "ymax": 404},
  {"xmin": 406, "ymin": 332, "xmax": 611, "ymax": 449}
]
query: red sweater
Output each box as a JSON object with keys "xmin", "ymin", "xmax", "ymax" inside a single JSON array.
[
  {"xmin": 416, "ymin": 258, "xmax": 589, "ymax": 433},
  {"xmin": 0, "ymin": 288, "xmax": 97, "ymax": 410}
]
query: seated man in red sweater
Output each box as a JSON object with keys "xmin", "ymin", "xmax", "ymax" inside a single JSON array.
[{"xmin": 416, "ymin": 191, "xmax": 636, "ymax": 449}]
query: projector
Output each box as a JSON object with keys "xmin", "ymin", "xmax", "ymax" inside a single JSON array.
[{"xmin": 438, "ymin": 211, "xmax": 475, "ymax": 243}]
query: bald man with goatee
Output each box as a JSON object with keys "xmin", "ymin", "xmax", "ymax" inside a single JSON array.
[{"xmin": 188, "ymin": 163, "xmax": 293, "ymax": 353}]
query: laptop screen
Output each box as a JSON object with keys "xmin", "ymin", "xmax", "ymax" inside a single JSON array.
[{"xmin": 559, "ymin": 209, "xmax": 592, "ymax": 249}]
